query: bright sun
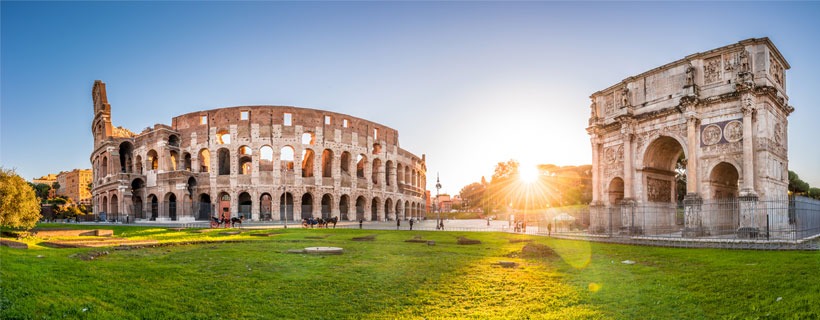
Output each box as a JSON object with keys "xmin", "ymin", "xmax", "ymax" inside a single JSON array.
[{"xmin": 519, "ymin": 164, "xmax": 539, "ymax": 183}]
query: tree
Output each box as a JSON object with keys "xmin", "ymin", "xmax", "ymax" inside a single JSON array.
[
  {"xmin": 459, "ymin": 182, "xmax": 486, "ymax": 211},
  {"xmin": 27, "ymin": 182, "xmax": 52, "ymax": 201},
  {"xmin": 788, "ymin": 171, "xmax": 810, "ymax": 195},
  {"xmin": 0, "ymin": 168, "xmax": 42, "ymax": 230},
  {"xmin": 808, "ymin": 188, "xmax": 820, "ymax": 200}
]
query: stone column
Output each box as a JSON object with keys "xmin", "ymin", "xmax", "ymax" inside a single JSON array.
[
  {"xmin": 685, "ymin": 115, "xmax": 700, "ymax": 194},
  {"xmin": 740, "ymin": 97, "xmax": 756, "ymax": 195},
  {"xmin": 620, "ymin": 121, "xmax": 634, "ymax": 200},
  {"xmin": 590, "ymin": 138, "xmax": 601, "ymax": 203}
]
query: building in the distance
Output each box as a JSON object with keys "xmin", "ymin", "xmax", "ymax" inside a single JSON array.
[
  {"xmin": 56, "ymin": 169, "xmax": 92, "ymax": 206},
  {"xmin": 32, "ymin": 174, "xmax": 57, "ymax": 186},
  {"xmin": 90, "ymin": 80, "xmax": 428, "ymax": 222}
]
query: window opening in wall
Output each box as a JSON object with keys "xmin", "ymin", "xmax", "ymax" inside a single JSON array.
[
  {"xmin": 280, "ymin": 146, "xmax": 295, "ymax": 172},
  {"xmin": 343, "ymin": 119, "xmax": 349, "ymax": 128},
  {"xmin": 239, "ymin": 145, "xmax": 252, "ymax": 155},
  {"xmin": 372, "ymin": 143, "xmax": 381, "ymax": 154},
  {"xmin": 260, "ymin": 146, "xmax": 274, "ymax": 171},
  {"xmin": 284, "ymin": 113, "xmax": 292, "ymax": 126},
  {"xmin": 168, "ymin": 135, "xmax": 180, "ymax": 147},
  {"xmin": 184, "ymin": 153, "xmax": 192, "ymax": 171},
  {"xmin": 199, "ymin": 149, "xmax": 210, "ymax": 173},
  {"xmin": 217, "ymin": 130, "xmax": 231, "ymax": 144},
  {"xmin": 356, "ymin": 154, "xmax": 366, "ymax": 178},
  {"xmin": 240, "ymin": 111, "xmax": 249, "ymax": 120},
  {"xmin": 302, "ymin": 132, "xmax": 315, "ymax": 145},
  {"xmin": 218, "ymin": 149, "xmax": 230, "ymax": 175},
  {"xmin": 302, "ymin": 149, "xmax": 315, "ymax": 177},
  {"xmin": 200, "ymin": 115, "xmax": 208, "ymax": 125},
  {"xmin": 169, "ymin": 151, "xmax": 179, "ymax": 171},
  {"xmin": 324, "ymin": 115, "xmax": 331, "ymax": 125},
  {"xmin": 373, "ymin": 128, "xmax": 379, "ymax": 140}
]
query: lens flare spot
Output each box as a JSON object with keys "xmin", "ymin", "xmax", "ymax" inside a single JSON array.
[{"xmin": 588, "ymin": 282, "xmax": 601, "ymax": 292}]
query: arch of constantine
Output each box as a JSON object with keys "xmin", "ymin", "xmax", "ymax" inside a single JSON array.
[
  {"xmin": 587, "ymin": 38, "xmax": 793, "ymax": 237},
  {"xmin": 90, "ymin": 81, "xmax": 428, "ymax": 222}
]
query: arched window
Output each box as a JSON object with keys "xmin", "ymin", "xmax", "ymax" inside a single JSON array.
[
  {"xmin": 199, "ymin": 149, "xmax": 210, "ymax": 173},
  {"xmin": 147, "ymin": 150, "xmax": 159, "ymax": 171},
  {"xmin": 302, "ymin": 132, "xmax": 315, "ymax": 145},
  {"xmin": 356, "ymin": 154, "xmax": 367, "ymax": 178},
  {"xmin": 218, "ymin": 148, "xmax": 230, "ymax": 175},
  {"xmin": 302, "ymin": 149, "xmax": 315, "ymax": 178},
  {"xmin": 280, "ymin": 146, "xmax": 295, "ymax": 172},
  {"xmin": 321, "ymin": 149, "xmax": 333, "ymax": 178},
  {"xmin": 216, "ymin": 130, "xmax": 231, "ymax": 144},
  {"xmin": 260, "ymin": 146, "xmax": 274, "ymax": 172}
]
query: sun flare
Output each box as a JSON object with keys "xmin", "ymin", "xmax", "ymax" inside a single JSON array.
[{"xmin": 519, "ymin": 164, "xmax": 539, "ymax": 183}]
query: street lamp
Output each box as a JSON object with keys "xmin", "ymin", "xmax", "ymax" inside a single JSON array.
[{"xmin": 435, "ymin": 173, "xmax": 442, "ymax": 230}]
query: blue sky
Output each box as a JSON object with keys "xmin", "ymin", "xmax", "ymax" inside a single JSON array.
[{"xmin": 2, "ymin": 1, "xmax": 819, "ymax": 194}]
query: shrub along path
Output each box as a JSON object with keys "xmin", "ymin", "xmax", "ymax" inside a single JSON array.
[{"xmin": 1, "ymin": 224, "xmax": 819, "ymax": 319}]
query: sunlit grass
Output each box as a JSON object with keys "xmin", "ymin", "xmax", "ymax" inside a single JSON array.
[{"xmin": 2, "ymin": 225, "xmax": 819, "ymax": 319}]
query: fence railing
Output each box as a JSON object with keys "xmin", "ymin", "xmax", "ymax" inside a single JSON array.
[{"xmin": 580, "ymin": 196, "xmax": 820, "ymax": 241}]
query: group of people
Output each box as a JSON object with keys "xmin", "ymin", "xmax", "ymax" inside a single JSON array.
[{"xmin": 513, "ymin": 220, "xmax": 527, "ymax": 233}]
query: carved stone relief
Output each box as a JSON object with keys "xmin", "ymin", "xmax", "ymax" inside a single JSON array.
[
  {"xmin": 604, "ymin": 93, "xmax": 614, "ymax": 115},
  {"xmin": 701, "ymin": 119, "xmax": 742, "ymax": 147},
  {"xmin": 723, "ymin": 120, "xmax": 743, "ymax": 143},
  {"xmin": 723, "ymin": 51, "xmax": 739, "ymax": 71},
  {"xmin": 703, "ymin": 56, "xmax": 722, "ymax": 84},
  {"xmin": 647, "ymin": 177, "xmax": 672, "ymax": 202},
  {"xmin": 769, "ymin": 55, "xmax": 784, "ymax": 87},
  {"xmin": 701, "ymin": 141, "xmax": 742, "ymax": 155},
  {"xmin": 773, "ymin": 123, "xmax": 783, "ymax": 146},
  {"xmin": 701, "ymin": 124, "xmax": 722, "ymax": 146}
]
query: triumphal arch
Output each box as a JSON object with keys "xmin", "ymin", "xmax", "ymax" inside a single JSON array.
[{"xmin": 587, "ymin": 38, "xmax": 792, "ymax": 237}]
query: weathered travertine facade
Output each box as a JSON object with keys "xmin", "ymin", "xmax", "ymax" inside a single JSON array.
[
  {"xmin": 587, "ymin": 38, "xmax": 792, "ymax": 236},
  {"xmin": 90, "ymin": 81, "xmax": 427, "ymax": 222}
]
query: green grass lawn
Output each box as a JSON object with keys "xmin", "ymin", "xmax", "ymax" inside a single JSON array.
[{"xmin": 2, "ymin": 224, "xmax": 819, "ymax": 319}]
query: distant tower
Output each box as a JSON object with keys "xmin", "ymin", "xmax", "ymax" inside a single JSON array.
[{"xmin": 91, "ymin": 80, "xmax": 113, "ymax": 146}]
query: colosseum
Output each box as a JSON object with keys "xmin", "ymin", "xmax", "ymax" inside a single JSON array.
[{"xmin": 90, "ymin": 81, "xmax": 428, "ymax": 223}]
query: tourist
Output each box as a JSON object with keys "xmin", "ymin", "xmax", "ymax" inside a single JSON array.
[{"xmin": 409, "ymin": 218, "xmax": 414, "ymax": 230}]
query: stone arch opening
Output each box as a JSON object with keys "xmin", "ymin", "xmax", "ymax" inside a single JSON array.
[
  {"xmin": 372, "ymin": 158, "xmax": 382, "ymax": 185},
  {"xmin": 385, "ymin": 198, "xmax": 393, "ymax": 220},
  {"xmin": 301, "ymin": 193, "xmax": 313, "ymax": 219},
  {"xmin": 321, "ymin": 194, "xmax": 333, "ymax": 219},
  {"xmin": 321, "ymin": 149, "xmax": 333, "ymax": 178},
  {"xmin": 238, "ymin": 146, "xmax": 252, "ymax": 175},
  {"xmin": 199, "ymin": 149, "xmax": 210, "ymax": 173},
  {"xmin": 149, "ymin": 194, "xmax": 158, "ymax": 220},
  {"xmin": 183, "ymin": 152, "xmax": 192, "ymax": 171},
  {"xmin": 356, "ymin": 154, "xmax": 367, "ymax": 179},
  {"xmin": 218, "ymin": 192, "xmax": 231, "ymax": 220},
  {"xmin": 218, "ymin": 148, "xmax": 230, "ymax": 175},
  {"xmin": 386, "ymin": 161, "xmax": 393, "ymax": 187},
  {"xmin": 371, "ymin": 197, "xmax": 381, "ymax": 221},
  {"xmin": 302, "ymin": 132, "xmax": 315, "ymax": 145},
  {"xmin": 395, "ymin": 201, "xmax": 403, "ymax": 220},
  {"xmin": 643, "ymin": 136, "xmax": 685, "ymax": 203},
  {"xmin": 165, "ymin": 192, "xmax": 177, "ymax": 221},
  {"xmin": 710, "ymin": 162, "xmax": 739, "ymax": 200},
  {"xmin": 135, "ymin": 155, "xmax": 143, "ymax": 174},
  {"xmin": 302, "ymin": 149, "xmax": 315, "ymax": 178},
  {"xmin": 404, "ymin": 200, "xmax": 410, "ymax": 219},
  {"xmin": 169, "ymin": 150, "xmax": 179, "ymax": 171},
  {"xmin": 119, "ymin": 142, "xmax": 133, "ymax": 173},
  {"xmin": 238, "ymin": 192, "xmax": 252, "ymax": 220},
  {"xmin": 340, "ymin": 152, "xmax": 351, "ymax": 175},
  {"xmin": 608, "ymin": 177, "xmax": 624, "ymax": 205},
  {"xmin": 110, "ymin": 194, "xmax": 119, "ymax": 222},
  {"xmin": 280, "ymin": 192, "xmax": 294, "ymax": 221},
  {"xmin": 355, "ymin": 196, "xmax": 366, "ymax": 221},
  {"xmin": 260, "ymin": 193, "xmax": 272, "ymax": 221},
  {"xmin": 216, "ymin": 129, "xmax": 230, "ymax": 144},
  {"xmin": 260, "ymin": 146, "xmax": 273, "ymax": 172},
  {"xmin": 280, "ymin": 146, "xmax": 295, "ymax": 174},
  {"xmin": 168, "ymin": 135, "xmax": 180, "ymax": 147},
  {"xmin": 198, "ymin": 193, "xmax": 212, "ymax": 220},
  {"xmin": 147, "ymin": 150, "xmax": 159, "ymax": 171},
  {"xmin": 186, "ymin": 177, "xmax": 196, "ymax": 199},
  {"xmin": 339, "ymin": 195, "xmax": 350, "ymax": 221},
  {"xmin": 101, "ymin": 156, "xmax": 108, "ymax": 177}
]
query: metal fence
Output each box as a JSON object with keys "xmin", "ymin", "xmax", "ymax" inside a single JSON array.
[{"xmin": 580, "ymin": 196, "xmax": 820, "ymax": 241}]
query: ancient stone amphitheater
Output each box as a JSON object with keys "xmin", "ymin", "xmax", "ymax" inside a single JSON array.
[{"xmin": 90, "ymin": 81, "xmax": 427, "ymax": 222}]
